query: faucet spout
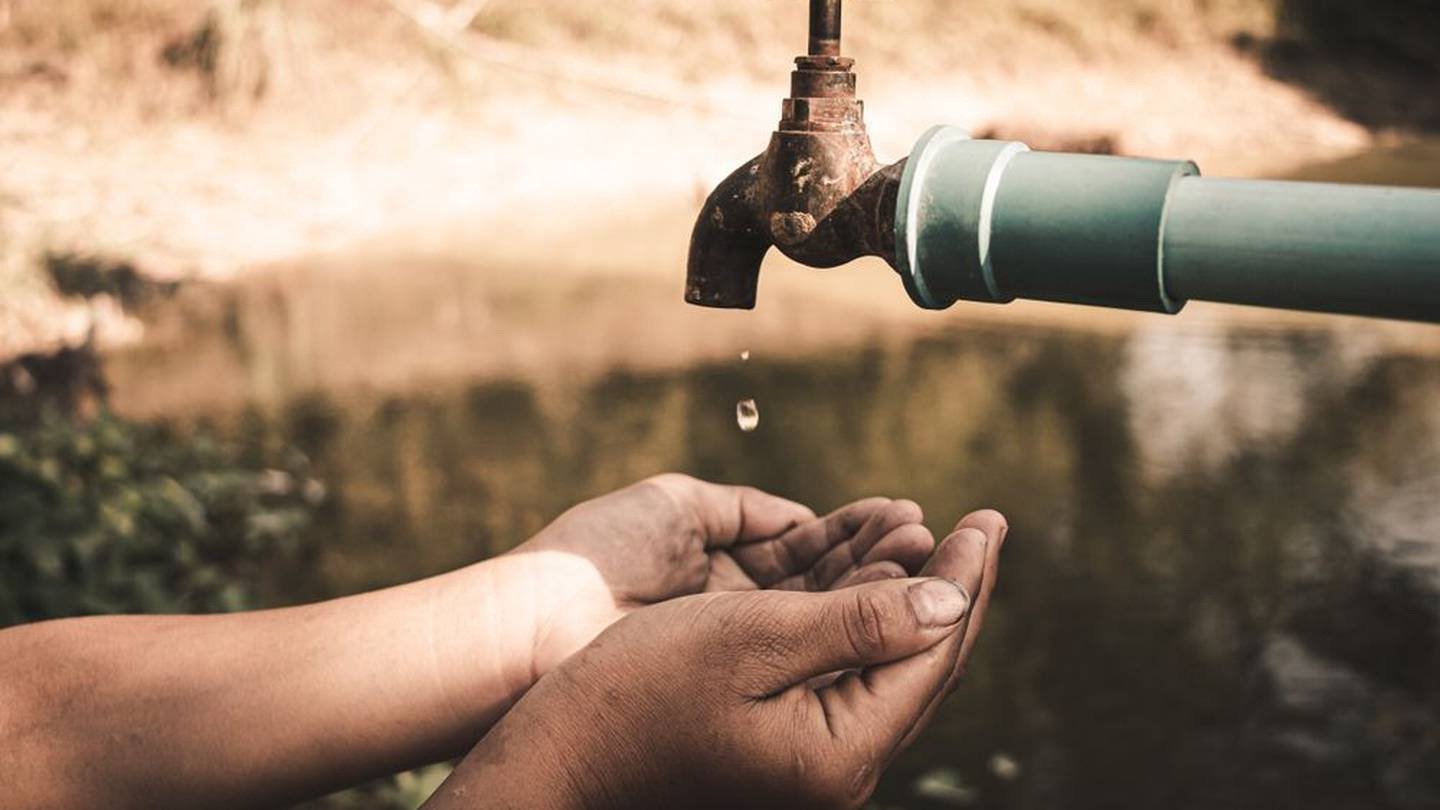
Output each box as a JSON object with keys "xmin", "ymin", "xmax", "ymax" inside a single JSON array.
[{"xmin": 685, "ymin": 155, "xmax": 770, "ymax": 309}]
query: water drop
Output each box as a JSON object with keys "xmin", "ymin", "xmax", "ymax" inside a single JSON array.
[
  {"xmin": 736, "ymin": 398, "xmax": 759, "ymax": 432},
  {"xmin": 740, "ymin": 349, "xmax": 751, "ymax": 362}
]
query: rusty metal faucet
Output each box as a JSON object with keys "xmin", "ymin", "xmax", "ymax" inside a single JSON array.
[{"xmin": 685, "ymin": 0, "xmax": 904, "ymax": 308}]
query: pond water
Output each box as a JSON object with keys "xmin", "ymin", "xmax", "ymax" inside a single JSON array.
[{"xmin": 98, "ymin": 144, "xmax": 1440, "ymax": 809}]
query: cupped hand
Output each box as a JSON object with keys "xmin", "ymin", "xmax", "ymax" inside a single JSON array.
[
  {"xmin": 431, "ymin": 509, "xmax": 1007, "ymax": 810},
  {"xmin": 513, "ymin": 473, "xmax": 937, "ymax": 677}
]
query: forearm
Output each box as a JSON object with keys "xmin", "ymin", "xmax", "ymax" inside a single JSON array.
[{"xmin": 0, "ymin": 554, "xmax": 558, "ymax": 809}]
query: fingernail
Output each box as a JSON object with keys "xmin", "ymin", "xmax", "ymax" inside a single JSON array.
[{"xmin": 908, "ymin": 578, "xmax": 970, "ymax": 626}]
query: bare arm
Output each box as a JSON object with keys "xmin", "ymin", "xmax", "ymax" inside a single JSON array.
[
  {"xmin": 0, "ymin": 475, "xmax": 934, "ymax": 809},
  {"xmin": 0, "ymin": 556, "xmax": 543, "ymax": 809}
]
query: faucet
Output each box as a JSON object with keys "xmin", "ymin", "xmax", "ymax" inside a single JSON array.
[
  {"xmin": 684, "ymin": 0, "xmax": 906, "ymax": 309},
  {"xmin": 686, "ymin": 0, "xmax": 1440, "ymax": 323}
]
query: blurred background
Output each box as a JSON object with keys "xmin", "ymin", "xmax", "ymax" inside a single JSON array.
[{"xmin": 2, "ymin": 0, "xmax": 1439, "ymax": 807}]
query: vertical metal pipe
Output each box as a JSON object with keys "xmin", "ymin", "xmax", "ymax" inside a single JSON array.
[{"xmin": 809, "ymin": 0, "xmax": 842, "ymax": 56}]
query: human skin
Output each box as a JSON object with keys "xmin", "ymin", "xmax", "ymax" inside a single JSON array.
[
  {"xmin": 0, "ymin": 474, "xmax": 940, "ymax": 809},
  {"xmin": 425, "ymin": 508, "xmax": 1007, "ymax": 809}
]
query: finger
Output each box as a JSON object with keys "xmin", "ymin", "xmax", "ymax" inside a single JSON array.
[
  {"xmin": 733, "ymin": 576, "xmax": 972, "ymax": 697},
  {"xmin": 754, "ymin": 495, "xmax": 921, "ymax": 590},
  {"xmin": 648, "ymin": 474, "xmax": 816, "ymax": 548},
  {"xmin": 947, "ymin": 511, "xmax": 1007, "ymax": 670},
  {"xmin": 891, "ymin": 511, "xmax": 1007, "ymax": 755},
  {"xmin": 846, "ymin": 499, "xmax": 924, "ymax": 564},
  {"xmin": 799, "ymin": 501, "xmax": 928, "ymax": 589},
  {"xmin": 831, "ymin": 560, "xmax": 907, "ymax": 589},
  {"xmin": 785, "ymin": 521, "xmax": 935, "ymax": 591},
  {"xmin": 815, "ymin": 527, "xmax": 989, "ymax": 763},
  {"xmin": 865, "ymin": 523, "xmax": 937, "ymax": 574},
  {"xmin": 728, "ymin": 497, "xmax": 891, "ymax": 587},
  {"xmin": 803, "ymin": 562, "xmax": 909, "ymax": 691}
]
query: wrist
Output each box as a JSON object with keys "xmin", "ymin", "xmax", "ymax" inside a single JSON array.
[
  {"xmin": 496, "ymin": 544, "xmax": 620, "ymax": 679},
  {"xmin": 430, "ymin": 678, "xmax": 603, "ymax": 810},
  {"xmin": 431, "ymin": 549, "xmax": 614, "ymax": 724},
  {"xmin": 420, "ymin": 558, "xmax": 547, "ymax": 739}
]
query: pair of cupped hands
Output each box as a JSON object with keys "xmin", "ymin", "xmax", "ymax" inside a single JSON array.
[{"xmin": 430, "ymin": 474, "xmax": 1007, "ymax": 809}]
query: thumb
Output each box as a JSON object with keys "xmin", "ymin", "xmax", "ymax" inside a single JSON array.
[{"xmin": 735, "ymin": 576, "xmax": 971, "ymax": 695}]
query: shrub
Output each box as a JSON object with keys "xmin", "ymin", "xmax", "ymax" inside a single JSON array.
[{"xmin": 0, "ymin": 409, "xmax": 319, "ymax": 626}]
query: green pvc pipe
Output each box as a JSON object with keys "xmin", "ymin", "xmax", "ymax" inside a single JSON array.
[
  {"xmin": 895, "ymin": 125, "xmax": 1440, "ymax": 323},
  {"xmin": 1163, "ymin": 178, "xmax": 1440, "ymax": 321}
]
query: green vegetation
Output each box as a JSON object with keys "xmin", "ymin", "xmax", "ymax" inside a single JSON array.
[
  {"xmin": 0, "ymin": 405, "xmax": 449, "ymax": 806},
  {"xmin": 0, "ymin": 408, "xmax": 319, "ymax": 625}
]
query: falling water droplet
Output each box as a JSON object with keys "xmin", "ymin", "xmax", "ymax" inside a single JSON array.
[
  {"xmin": 740, "ymin": 349, "xmax": 751, "ymax": 362},
  {"xmin": 736, "ymin": 399, "xmax": 760, "ymax": 432}
]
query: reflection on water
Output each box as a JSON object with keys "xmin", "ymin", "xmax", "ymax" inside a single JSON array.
[{"xmin": 203, "ymin": 320, "xmax": 1440, "ymax": 809}]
